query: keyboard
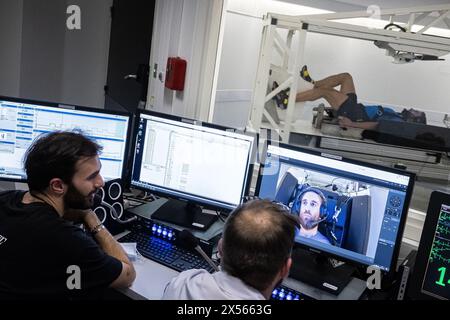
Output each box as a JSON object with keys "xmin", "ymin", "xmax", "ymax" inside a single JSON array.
[
  {"xmin": 119, "ymin": 231, "xmax": 216, "ymax": 273},
  {"xmin": 119, "ymin": 222, "xmax": 313, "ymax": 300},
  {"xmin": 271, "ymin": 284, "xmax": 315, "ymax": 300}
]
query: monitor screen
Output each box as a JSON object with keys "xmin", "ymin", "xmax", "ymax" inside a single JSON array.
[
  {"xmin": 410, "ymin": 191, "xmax": 450, "ymax": 300},
  {"xmin": 130, "ymin": 111, "xmax": 255, "ymax": 211},
  {"xmin": 0, "ymin": 96, "xmax": 131, "ymax": 182},
  {"xmin": 255, "ymin": 141, "xmax": 415, "ymax": 273}
]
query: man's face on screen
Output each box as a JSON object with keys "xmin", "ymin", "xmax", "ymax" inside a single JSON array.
[{"xmin": 299, "ymin": 191, "xmax": 322, "ymax": 230}]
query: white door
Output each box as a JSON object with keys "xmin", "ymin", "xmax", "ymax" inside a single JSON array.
[{"xmin": 146, "ymin": 0, "xmax": 225, "ymax": 121}]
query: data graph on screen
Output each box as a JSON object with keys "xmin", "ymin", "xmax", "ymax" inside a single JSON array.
[
  {"xmin": 422, "ymin": 204, "xmax": 450, "ymax": 299},
  {"xmin": 0, "ymin": 98, "xmax": 130, "ymax": 181},
  {"xmin": 131, "ymin": 112, "xmax": 255, "ymax": 211}
]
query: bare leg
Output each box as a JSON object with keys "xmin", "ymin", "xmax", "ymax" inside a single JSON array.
[
  {"xmin": 313, "ymin": 72, "xmax": 355, "ymax": 95},
  {"xmin": 295, "ymin": 87, "xmax": 348, "ymax": 110}
]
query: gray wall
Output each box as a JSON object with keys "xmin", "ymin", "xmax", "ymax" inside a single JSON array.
[
  {"xmin": 19, "ymin": 0, "xmax": 66, "ymax": 102},
  {"xmin": 61, "ymin": 0, "xmax": 112, "ymax": 107},
  {"xmin": 0, "ymin": 0, "xmax": 112, "ymax": 108},
  {"xmin": 0, "ymin": 0, "xmax": 24, "ymax": 97}
]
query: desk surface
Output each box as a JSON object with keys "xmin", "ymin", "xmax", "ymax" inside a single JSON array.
[
  {"xmin": 117, "ymin": 252, "xmax": 367, "ymax": 300},
  {"xmin": 117, "ymin": 255, "xmax": 179, "ymax": 300},
  {"xmin": 116, "ymin": 203, "xmax": 420, "ymax": 300}
]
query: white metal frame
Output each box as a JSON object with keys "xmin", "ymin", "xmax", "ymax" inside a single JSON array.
[{"xmin": 248, "ymin": 4, "xmax": 450, "ymax": 142}]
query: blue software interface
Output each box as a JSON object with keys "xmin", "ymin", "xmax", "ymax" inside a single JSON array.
[
  {"xmin": 0, "ymin": 99, "xmax": 130, "ymax": 181},
  {"xmin": 257, "ymin": 143, "xmax": 413, "ymax": 272}
]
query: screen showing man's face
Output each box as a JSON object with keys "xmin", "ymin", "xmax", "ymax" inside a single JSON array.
[{"xmin": 299, "ymin": 191, "xmax": 322, "ymax": 230}]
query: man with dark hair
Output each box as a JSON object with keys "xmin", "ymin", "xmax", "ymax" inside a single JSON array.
[
  {"xmin": 0, "ymin": 131, "xmax": 135, "ymax": 299},
  {"xmin": 295, "ymin": 66, "xmax": 407, "ymax": 130},
  {"xmin": 162, "ymin": 199, "xmax": 299, "ymax": 299},
  {"xmin": 293, "ymin": 188, "xmax": 331, "ymax": 245}
]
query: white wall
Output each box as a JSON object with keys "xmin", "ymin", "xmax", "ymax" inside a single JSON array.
[
  {"xmin": 147, "ymin": 0, "xmax": 223, "ymax": 120},
  {"xmin": 213, "ymin": 0, "xmax": 450, "ymax": 128}
]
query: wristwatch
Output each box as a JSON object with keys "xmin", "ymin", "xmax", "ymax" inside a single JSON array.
[{"xmin": 90, "ymin": 223, "xmax": 106, "ymax": 235}]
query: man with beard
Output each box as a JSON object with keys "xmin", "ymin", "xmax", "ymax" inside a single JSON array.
[
  {"xmin": 162, "ymin": 199, "xmax": 299, "ymax": 299},
  {"xmin": 294, "ymin": 187, "xmax": 331, "ymax": 245},
  {"xmin": 0, "ymin": 131, "xmax": 135, "ymax": 299}
]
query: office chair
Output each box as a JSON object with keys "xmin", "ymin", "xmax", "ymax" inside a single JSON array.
[
  {"xmin": 343, "ymin": 195, "xmax": 371, "ymax": 255},
  {"xmin": 274, "ymin": 171, "xmax": 298, "ymax": 205}
]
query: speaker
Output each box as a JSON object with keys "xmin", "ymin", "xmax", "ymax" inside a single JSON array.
[{"xmin": 93, "ymin": 178, "xmax": 128, "ymax": 235}]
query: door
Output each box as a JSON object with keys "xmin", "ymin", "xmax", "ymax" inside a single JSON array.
[{"xmin": 104, "ymin": 0, "xmax": 155, "ymax": 113}]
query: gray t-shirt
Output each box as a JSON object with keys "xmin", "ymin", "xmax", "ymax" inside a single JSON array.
[{"xmin": 296, "ymin": 230, "xmax": 331, "ymax": 245}]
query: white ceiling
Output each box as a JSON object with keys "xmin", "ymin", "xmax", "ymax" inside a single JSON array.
[
  {"xmin": 278, "ymin": 0, "xmax": 450, "ymax": 28},
  {"xmin": 280, "ymin": 0, "xmax": 450, "ymax": 11},
  {"xmin": 333, "ymin": 0, "xmax": 450, "ymax": 9}
]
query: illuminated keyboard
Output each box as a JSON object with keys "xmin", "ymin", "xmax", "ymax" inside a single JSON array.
[
  {"xmin": 271, "ymin": 284, "xmax": 315, "ymax": 301},
  {"xmin": 118, "ymin": 230, "xmax": 216, "ymax": 273}
]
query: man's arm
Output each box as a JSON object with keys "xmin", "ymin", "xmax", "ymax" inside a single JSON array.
[
  {"xmin": 338, "ymin": 116, "xmax": 378, "ymax": 130},
  {"xmin": 83, "ymin": 211, "xmax": 136, "ymax": 288}
]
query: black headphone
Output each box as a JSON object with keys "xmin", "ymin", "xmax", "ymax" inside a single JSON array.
[{"xmin": 292, "ymin": 187, "xmax": 328, "ymax": 228}]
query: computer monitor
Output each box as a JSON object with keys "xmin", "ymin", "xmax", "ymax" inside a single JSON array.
[
  {"xmin": 409, "ymin": 191, "xmax": 450, "ymax": 300},
  {"xmin": 0, "ymin": 96, "xmax": 132, "ymax": 182},
  {"xmin": 255, "ymin": 141, "xmax": 415, "ymax": 293},
  {"xmin": 130, "ymin": 110, "xmax": 255, "ymax": 230}
]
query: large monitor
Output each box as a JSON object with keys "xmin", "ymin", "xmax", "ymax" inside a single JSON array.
[
  {"xmin": 130, "ymin": 110, "xmax": 255, "ymax": 230},
  {"xmin": 0, "ymin": 96, "xmax": 132, "ymax": 182},
  {"xmin": 255, "ymin": 141, "xmax": 415, "ymax": 293},
  {"xmin": 409, "ymin": 191, "xmax": 450, "ymax": 300}
]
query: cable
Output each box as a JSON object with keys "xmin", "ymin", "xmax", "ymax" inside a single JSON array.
[
  {"xmin": 100, "ymin": 198, "xmax": 137, "ymax": 224},
  {"xmin": 215, "ymin": 210, "xmax": 226, "ymax": 222},
  {"xmin": 384, "ymin": 23, "xmax": 406, "ymax": 32}
]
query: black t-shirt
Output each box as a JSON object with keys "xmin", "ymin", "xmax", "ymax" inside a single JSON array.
[{"xmin": 0, "ymin": 190, "xmax": 122, "ymax": 300}]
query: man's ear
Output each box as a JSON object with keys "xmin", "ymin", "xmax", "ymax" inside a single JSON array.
[
  {"xmin": 280, "ymin": 257, "xmax": 292, "ymax": 279},
  {"xmin": 48, "ymin": 178, "xmax": 67, "ymax": 196}
]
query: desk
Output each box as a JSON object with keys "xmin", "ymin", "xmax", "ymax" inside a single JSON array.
[
  {"xmin": 283, "ymin": 277, "xmax": 367, "ymax": 300},
  {"xmin": 117, "ymin": 201, "xmax": 418, "ymax": 300},
  {"xmin": 116, "ymin": 250, "xmax": 367, "ymax": 300},
  {"xmin": 117, "ymin": 254, "xmax": 179, "ymax": 300}
]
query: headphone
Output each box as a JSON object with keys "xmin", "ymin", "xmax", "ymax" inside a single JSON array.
[{"xmin": 291, "ymin": 187, "xmax": 328, "ymax": 228}]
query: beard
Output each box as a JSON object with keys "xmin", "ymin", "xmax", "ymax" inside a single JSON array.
[
  {"xmin": 299, "ymin": 212, "xmax": 317, "ymax": 230},
  {"xmin": 64, "ymin": 183, "xmax": 96, "ymax": 210}
]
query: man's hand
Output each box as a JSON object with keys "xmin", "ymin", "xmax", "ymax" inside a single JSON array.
[{"xmin": 338, "ymin": 116, "xmax": 353, "ymax": 128}]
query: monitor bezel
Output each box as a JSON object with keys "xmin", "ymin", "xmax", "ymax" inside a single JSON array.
[
  {"xmin": 254, "ymin": 140, "xmax": 416, "ymax": 274},
  {"xmin": 409, "ymin": 191, "xmax": 450, "ymax": 300},
  {"xmin": 0, "ymin": 95, "xmax": 133, "ymax": 183},
  {"xmin": 129, "ymin": 109, "xmax": 256, "ymax": 213}
]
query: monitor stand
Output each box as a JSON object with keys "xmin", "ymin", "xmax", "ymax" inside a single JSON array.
[
  {"xmin": 151, "ymin": 198, "xmax": 217, "ymax": 231},
  {"xmin": 289, "ymin": 247, "xmax": 355, "ymax": 295}
]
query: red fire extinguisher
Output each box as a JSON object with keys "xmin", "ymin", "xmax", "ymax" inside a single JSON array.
[{"xmin": 165, "ymin": 57, "xmax": 187, "ymax": 91}]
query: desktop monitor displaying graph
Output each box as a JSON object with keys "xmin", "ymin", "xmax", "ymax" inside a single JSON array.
[
  {"xmin": 0, "ymin": 96, "xmax": 131, "ymax": 182},
  {"xmin": 410, "ymin": 191, "xmax": 450, "ymax": 300},
  {"xmin": 130, "ymin": 110, "xmax": 255, "ymax": 229}
]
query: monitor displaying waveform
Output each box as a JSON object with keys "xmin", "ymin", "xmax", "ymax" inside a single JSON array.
[{"xmin": 422, "ymin": 204, "xmax": 450, "ymax": 299}]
